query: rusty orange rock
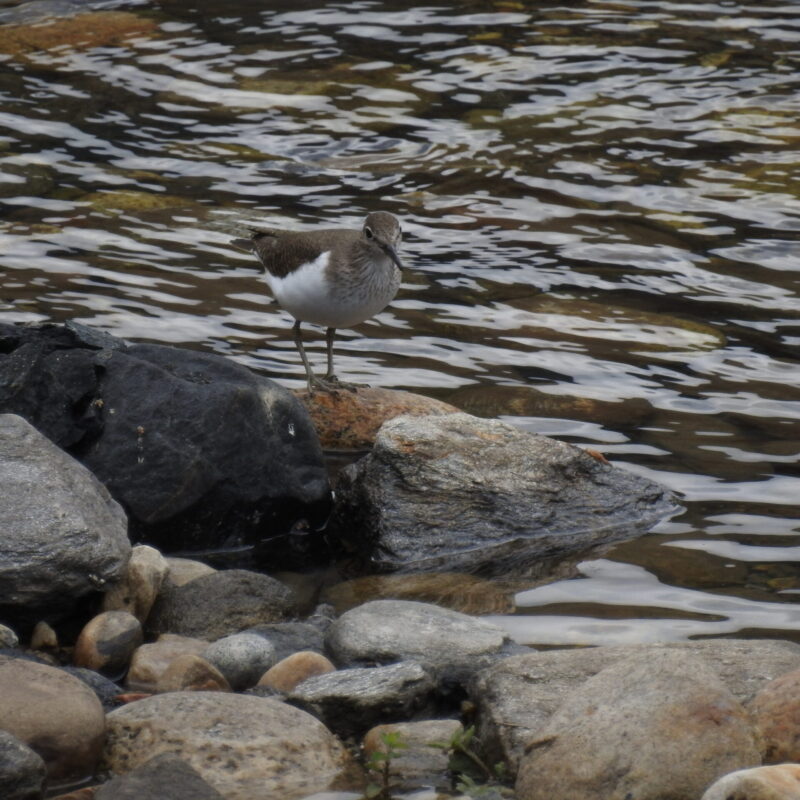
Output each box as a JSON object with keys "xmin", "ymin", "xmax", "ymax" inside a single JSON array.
[{"xmin": 293, "ymin": 386, "xmax": 458, "ymax": 450}]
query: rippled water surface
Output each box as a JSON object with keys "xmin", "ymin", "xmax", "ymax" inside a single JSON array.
[{"xmin": 1, "ymin": 0, "xmax": 799, "ymax": 646}]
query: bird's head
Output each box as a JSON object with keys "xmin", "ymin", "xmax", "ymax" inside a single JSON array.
[{"xmin": 362, "ymin": 211, "xmax": 403, "ymax": 269}]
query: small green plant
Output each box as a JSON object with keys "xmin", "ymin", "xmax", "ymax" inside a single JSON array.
[
  {"xmin": 430, "ymin": 725, "xmax": 508, "ymax": 798},
  {"xmin": 363, "ymin": 730, "xmax": 407, "ymax": 800}
]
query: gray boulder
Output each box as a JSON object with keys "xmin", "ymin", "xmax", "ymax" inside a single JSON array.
[
  {"xmin": 289, "ymin": 662, "xmax": 437, "ymax": 737},
  {"xmin": 0, "ymin": 730, "xmax": 46, "ymax": 800},
  {"xmin": 245, "ymin": 621, "xmax": 325, "ymax": 661},
  {"xmin": 515, "ymin": 650, "xmax": 760, "ymax": 800},
  {"xmin": 0, "ymin": 321, "xmax": 330, "ymax": 562},
  {"xmin": 331, "ymin": 413, "xmax": 678, "ymax": 573},
  {"xmin": 471, "ymin": 639, "xmax": 800, "ymax": 775},
  {"xmin": 325, "ymin": 599, "xmax": 513, "ymax": 686},
  {"xmin": 0, "ymin": 413, "xmax": 130, "ymax": 625},
  {"xmin": 148, "ymin": 569, "xmax": 298, "ymax": 640}
]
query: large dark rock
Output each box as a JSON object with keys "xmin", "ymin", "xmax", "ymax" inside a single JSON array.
[
  {"xmin": 331, "ymin": 413, "xmax": 679, "ymax": 574},
  {"xmin": 0, "ymin": 322, "xmax": 330, "ymax": 561},
  {"xmin": 0, "ymin": 414, "xmax": 130, "ymax": 627}
]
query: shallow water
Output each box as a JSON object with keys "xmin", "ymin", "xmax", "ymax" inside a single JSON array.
[{"xmin": 0, "ymin": 0, "xmax": 798, "ymax": 647}]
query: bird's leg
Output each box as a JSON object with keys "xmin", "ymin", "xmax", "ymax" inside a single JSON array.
[
  {"xmin": 322, "ymin": 326, "xmax": 368, "ymax": 393},
  {"xmin": 293, "ymin": 320, "xmax": 317, "ymax": 395},
  {"xmin": 325, "ymin": 327, "xmax": 337, "ymax": 381}
]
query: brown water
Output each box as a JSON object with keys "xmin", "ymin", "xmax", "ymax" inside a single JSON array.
[{"xmin": 0, "ymin": 0, "xmax": 799, "ymax": 647}]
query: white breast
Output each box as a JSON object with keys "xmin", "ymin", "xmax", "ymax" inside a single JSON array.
[{"xmin": 265, "ymin": 251, "xmax": 391, "ymax": 329}]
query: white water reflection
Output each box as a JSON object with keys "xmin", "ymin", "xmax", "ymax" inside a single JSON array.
[{"xmin": 489, "ymin": 559, "xmax": 800, "ymax": 646}]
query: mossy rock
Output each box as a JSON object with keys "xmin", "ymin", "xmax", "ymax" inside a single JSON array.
[
  {"xmin": 0, "ymin": 161, "xmax": 55, "ymax": 198},
  {"xmin": 82, "ymin": 190, "xmax": 204, "ymax": 216},
  {"xmin": 504, "ymin": 295, "xmax": 726, "ymax": 352},
  {"xmin": 0, "ymin": 12, "xmax": 159, "ymax": 60}
]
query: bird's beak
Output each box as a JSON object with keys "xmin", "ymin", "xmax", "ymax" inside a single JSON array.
[{"xmin": 383, "ymin": 244, "xmax": 404, "ymax": 270}]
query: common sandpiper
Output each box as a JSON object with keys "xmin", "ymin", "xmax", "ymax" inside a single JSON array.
[{"xmin": 231, "ymin": 211, "xmax": 403, "ymax": 393}]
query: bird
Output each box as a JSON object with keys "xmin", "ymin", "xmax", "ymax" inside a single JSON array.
[{"xmin": 231, "ymin": 211, "xmax": 403, "ymax": 394}]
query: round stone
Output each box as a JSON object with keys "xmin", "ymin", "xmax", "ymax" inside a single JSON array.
[
  {"xmin": 73, "ymin": 611, "xmax": 143, "ymax": 676},
  {"xmin": 202, "ymin": 633, "xmax": 277, "ymax": 691},
  {"xmin": 103, "ymin": 692, "xmax": 351, "ymax": 799}
]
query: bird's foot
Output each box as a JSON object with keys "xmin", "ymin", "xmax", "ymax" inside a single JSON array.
[{"xmin": 307, "ymin": 374, "xmax": 369, "ymax": 395}]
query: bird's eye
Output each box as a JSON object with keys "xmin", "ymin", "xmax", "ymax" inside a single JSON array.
[{"xmin": 365, "ymin": 227, "xmax": 374, "ymax": 239}]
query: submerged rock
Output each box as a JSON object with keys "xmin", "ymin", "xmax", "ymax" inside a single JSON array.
[
  {"xmin": 515, "ymin": 650, "xmax": 759, "ymax": 800},
  {"xmin": 0, "ymin": 321, "xmax": 330, "ymax": 562},
  {"xmin": 0, "ymin": 413, "xmax": 130, "ymax": 626},
  {"xmin": 103, "ymin": 691, "xmax": 351, "ymax": 800},
  {"xmin": 331, "ymin": 412, "xmax": 677, "ymax": 573}
]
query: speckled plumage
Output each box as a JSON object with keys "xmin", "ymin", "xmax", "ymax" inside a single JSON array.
[{"xmin": 232, "ymin": 211, "xmax": 404, "ymax": 393}]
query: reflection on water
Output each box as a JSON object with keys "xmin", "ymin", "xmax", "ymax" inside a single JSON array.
[{"xmin": 0, "ymin": 0, "xmax": 798, "ymax": 646}]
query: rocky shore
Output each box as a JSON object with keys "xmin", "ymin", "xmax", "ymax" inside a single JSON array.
[{"xmin": 2, "ymin": 322, "xmax": 798, "ymax": 800}]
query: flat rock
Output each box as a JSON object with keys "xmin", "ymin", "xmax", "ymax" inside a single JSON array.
[
  {"xmin": 74, "ymin": 611, "xmax": 143, "ymax": 676},
  {"xmin": 95, "ymin": 753, "xmax": 224, "ymax": 800},
  {"xmin": 102, "ymin": 545, "xmax": 168, "ymax": 622},
  {"xmin": 103, "ymin": 691, "xmax": 351, "ymax": 800},
  {"xmin": 148, "ymin": 569, "xmax": 298, "ymax": 640},
  {"xmin": 0, "ymin": 322, "xmax": 330, "ymax": 562},
  {"xmin": 326, "ymin": 599, "xmax": 511, "ymax": 681},
  {"xmin": 202, "ymin": 632, "xmax": 277, "ymax": 691},
  {"xmin": 126, "ymin": 633, "xmax": 209, "ymax": 691},
  {"xmin": 749, "ymin": 666, "xmax": 800, "ymax": 763},
  {"xmin": 294, "ymin": 386, "xmax": 458, "ymax": 450},
  {"xmin": 0, "ymin": 729, "xmax": 47, "ymax": 800},
  {"xmin": 701, "ymin": 764, "xmax": 800, "ymax": 800},
  {"xmin": 330, "ymin": 413, "xmax": 678, "ymax": 573},
  {"xmin": 363, "ymin": 720, "xmax": 463, "ymax": 792},
  {"xmin": 0, "ymin": 656, "xmax": 105, "ymax": 782},
  {"xmin": 515, "ymin": 650, "xmax": 760, "ymax": 800},
  {"xmin": 0, "ymin": 413, "xmax": 130, "ymax": 625},
  {"xmin": 289, "ymin": 662, "xmax": 437, "ymax": 737},
  {"xmin": 258, "ymin": 651, "xmax": 336, "ymax": 693}
]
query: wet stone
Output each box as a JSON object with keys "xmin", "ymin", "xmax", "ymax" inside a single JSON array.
[
  {"xmin": 749, "ymin": 666, "xmax": 800, "ymax": 763},
  {"xmin": 164, "ymin": 556, "xmax": 216, "ymax": 588},
  {"xmin": 73, "ymin": 610, "xmax": 143, "ymax": 676},
  {"xmin": 62, "ymin": 666, "xmax": 124, "ymax": 711}
]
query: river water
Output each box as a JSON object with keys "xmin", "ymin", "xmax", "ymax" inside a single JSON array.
[{"xmin": 0, "ymin": 0, "xmax": 798, "ymax": 648}]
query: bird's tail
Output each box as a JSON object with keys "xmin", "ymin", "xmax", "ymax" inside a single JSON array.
[{"xmin": 229, "ymin": 237, "xmax": 254, "ymax": 252}]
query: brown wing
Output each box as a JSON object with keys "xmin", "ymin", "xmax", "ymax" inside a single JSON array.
[{"xmin": 247, "ymin": 228, "xmax": 358, "ymax": 278}]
